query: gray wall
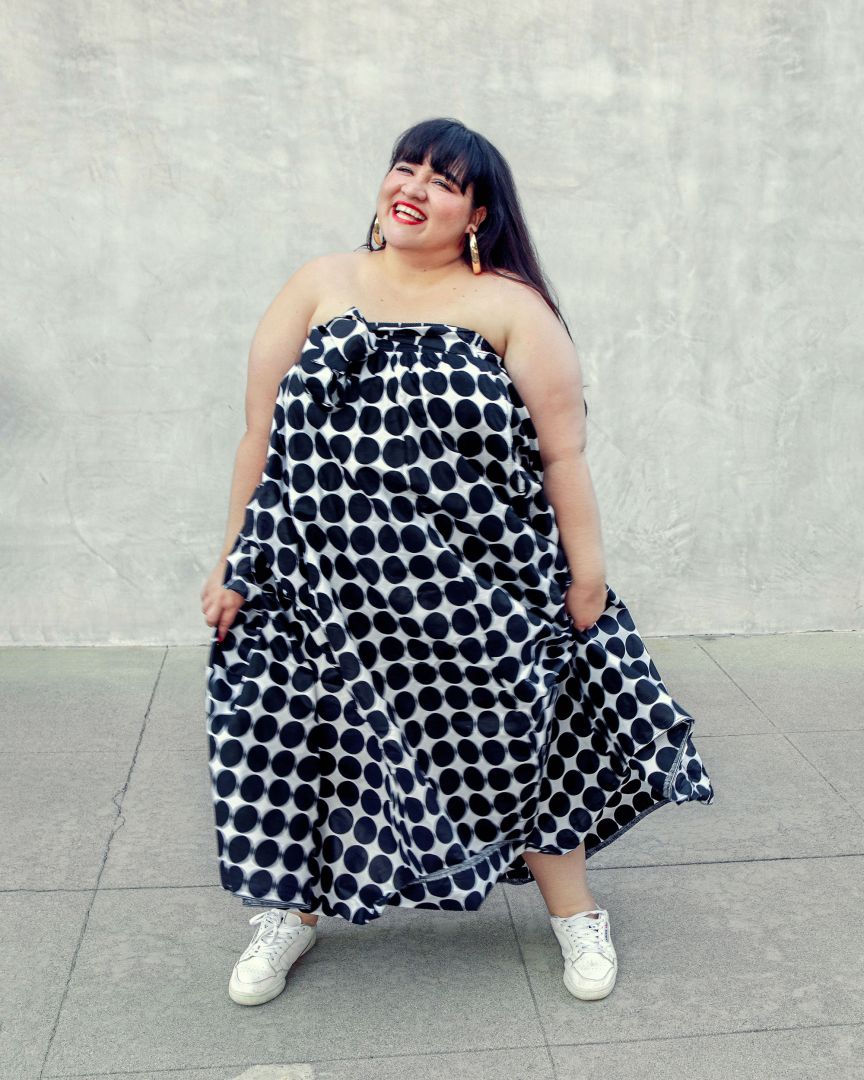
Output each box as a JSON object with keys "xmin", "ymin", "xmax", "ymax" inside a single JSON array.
[{"xmin": 2, "ymin": 1, "xmax": 861, "ymax": 645}]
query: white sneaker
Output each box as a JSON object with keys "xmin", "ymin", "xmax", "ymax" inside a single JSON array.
[
  {"xmin": 228, "ymin": 908, "xmax": 317, "ymax": 1006},
  {"xmin": 549, "ymin": 908, "xmax": 618, "ymax": 1000}
]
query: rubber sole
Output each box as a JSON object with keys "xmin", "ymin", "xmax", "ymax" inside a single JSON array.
[{"xmin": 228, "ymin": 932, "xmax": 316, "ymax": 1006}]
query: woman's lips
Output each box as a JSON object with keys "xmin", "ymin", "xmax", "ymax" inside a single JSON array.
[{"xmin": 391, "ymin": 205, "xmax": 426, "ymax": 225}]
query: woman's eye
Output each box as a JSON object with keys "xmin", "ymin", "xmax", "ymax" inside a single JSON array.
[{"xmin": 395, "ymin": 165, "xmax": 451, "ymax": 189}]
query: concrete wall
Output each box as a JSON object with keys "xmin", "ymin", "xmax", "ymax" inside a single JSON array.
[{"xmin": 2, "ymin": 0, "xmax": 861, "ymax": 644}]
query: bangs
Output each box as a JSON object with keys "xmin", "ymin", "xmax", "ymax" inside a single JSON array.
[{"xmin": 390, "ymin": 122, "xmax": 484, "ymax": 195}]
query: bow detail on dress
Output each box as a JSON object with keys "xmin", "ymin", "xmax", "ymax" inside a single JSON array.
[{"xmin": 297, "ymin": 313, "xmax": 379, "ymax": 412}]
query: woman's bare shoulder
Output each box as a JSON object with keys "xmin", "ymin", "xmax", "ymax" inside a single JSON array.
[
  {"xmin": 289, "ymin": 250, "xmax": 363, "ymax": 284},
  {"xmin": 486, "ymin": 268, "xmax": 545, "ymax": 303},
  {"xmin": 480, "ymin": 270, "xmax": 555, "ymax": 345},
  {"xmin": 299, "ymin": 250, "xmax": 373, "ymax": 326}
]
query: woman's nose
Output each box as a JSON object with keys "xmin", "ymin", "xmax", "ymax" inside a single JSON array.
[{"xmin": 400, "ymin": 180, "xmax": 427, "ymax": 201}]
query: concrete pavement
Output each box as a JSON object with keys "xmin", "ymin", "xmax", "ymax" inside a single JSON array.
[{"xmin": 1, "ymin": 630, "xmax": 863, "ymax": 1079}]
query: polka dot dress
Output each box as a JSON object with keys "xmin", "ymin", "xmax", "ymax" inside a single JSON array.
[{"xmin": 205, "ymin": 306, "xmax": 715, "ymax": 925}]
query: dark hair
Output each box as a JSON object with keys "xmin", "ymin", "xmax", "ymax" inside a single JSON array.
[{"xmin": 359, "ymin": 117, "xmax": 573, "ymax": 342}]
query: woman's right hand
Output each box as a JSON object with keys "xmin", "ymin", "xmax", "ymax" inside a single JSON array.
[{"xmin": 201, "ymin": 558, "xmax": 246, "ymax": 642}]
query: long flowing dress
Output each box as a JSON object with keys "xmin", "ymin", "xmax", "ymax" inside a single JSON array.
[{"xmin": 204, "ymin": 306, "xmax": 715, "ymax": 925}]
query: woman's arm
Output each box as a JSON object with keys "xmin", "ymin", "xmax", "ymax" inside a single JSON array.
[
  {"xmin": 201, "ymin": 256, "xmax": 327, "ymax": 637},
  {"xmin": 500, "ymin": 285, "xmax": 607, "ymax": 601},
  {"xmin": 217, "ymin": 434, "xmax": 271, "ymax": 561},
  {"xmin": 215, "ymin": 257, "xmax": 326, "ymax": 561},
  {"xmin": 539, "ymin": 456, "xmax": 607, "ymax": 589}
]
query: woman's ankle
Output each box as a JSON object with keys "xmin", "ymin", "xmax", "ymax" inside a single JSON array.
[{"xmin": 549, "ymin": 898, "xmax": 600, "ymax": 918}]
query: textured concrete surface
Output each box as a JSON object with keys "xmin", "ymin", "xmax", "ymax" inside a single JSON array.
[
  {"xmin": 2, "ymin": 2, "xmax": 862, "ymax": 644},
  {"xmin": 1, "ymin": 631, "xmax": 863, "ymax": 1079}
]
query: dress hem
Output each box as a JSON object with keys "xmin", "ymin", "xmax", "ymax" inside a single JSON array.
[{"xmin": 220, "ymin": 755, "xmax": 713, "ymax": 924}]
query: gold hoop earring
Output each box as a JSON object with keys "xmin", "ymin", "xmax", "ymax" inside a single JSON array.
[
  {"xmin": 372, "ymin": 215, "xmax": 384, "ymax": 248},
  {"xmin": 468, "ymin": 228, "xmax": 481, "ymax": 274}
]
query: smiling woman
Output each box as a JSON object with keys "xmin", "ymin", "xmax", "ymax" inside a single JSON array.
[
  {"xmin": 201, "ymin": 116, "xmax": 716, "ymax": 1007},
  {"xmin": 362, "ymin": 120, "xmax": 567, "ymax": 323}
]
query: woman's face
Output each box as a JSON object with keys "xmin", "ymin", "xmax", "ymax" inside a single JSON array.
[{"xmin": 376, "ymin": 154, "xmax": 486, "ymax": 252}]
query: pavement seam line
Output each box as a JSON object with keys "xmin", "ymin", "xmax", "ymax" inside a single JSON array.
[
  {"xmin": 37, "ymin": 645, "xmax": 169, "ymax": 1080},
  {"xmin": 502, "ymin": 885, "xmax": 559, "ymax": 1080}
]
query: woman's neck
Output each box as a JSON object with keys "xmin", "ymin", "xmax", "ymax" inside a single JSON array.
[{"xmin": 371, "ymin": 245, "xmax": 467, "ymax": 292}]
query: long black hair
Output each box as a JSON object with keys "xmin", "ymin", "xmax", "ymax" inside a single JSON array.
[{"xmin": 359, "ymin": 117, "xmax": 573, "ymax": 342}]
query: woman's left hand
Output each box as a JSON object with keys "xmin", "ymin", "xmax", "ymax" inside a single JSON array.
[{"xmin": 564, "ymin": 578, "xmax": 608, "ymax": 632}]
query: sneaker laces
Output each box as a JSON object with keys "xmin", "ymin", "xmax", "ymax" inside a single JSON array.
[
  {"xmin": 243, "ymin": 909, "xmax": 303, "ymax": 964},
  {"xmin": 555, "ymin": 910, "xmax": 613, "ymax": 960}
]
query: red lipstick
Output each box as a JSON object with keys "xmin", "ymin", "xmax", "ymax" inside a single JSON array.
[{"xmin": 391, "ymin": 201, "xmax": 427, "ymax": 224}]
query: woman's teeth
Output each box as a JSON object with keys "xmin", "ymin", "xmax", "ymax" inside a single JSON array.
[{"xmin": 393, "ymin": 204, "xmax": 425, "ymax": 222}]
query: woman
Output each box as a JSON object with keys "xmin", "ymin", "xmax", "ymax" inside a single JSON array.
[{"xmin": 202, "ymin": 117, "xmax": 715, "ymax": 1007}]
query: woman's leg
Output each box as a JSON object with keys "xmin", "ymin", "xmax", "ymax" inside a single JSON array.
[
  {"xmin": 520, "ymin": 842, "xmax": 601, "ymax": 917},
  {"xmin": 241, "ymin": 897, "xmax": 319, "ymax": 926}
]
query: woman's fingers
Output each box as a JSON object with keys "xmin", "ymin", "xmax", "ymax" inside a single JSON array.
[
  {"xmin": 217, "ymin": 608, "xmax": 236, "ymax": 641},
  {"xmin": 215, "ymin": 588, "xmax": 244, "ymax": 641},
  {"xmin": 201, "ymin": 577, "xmax": 220, "ymax": 612},
  {"xmin": 201, "ymin": 585, "xmax": 244, "ymax": 635},
  {"xmin": 202, "ymin": 594, "xmax": 222, "ymax": 627}
]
